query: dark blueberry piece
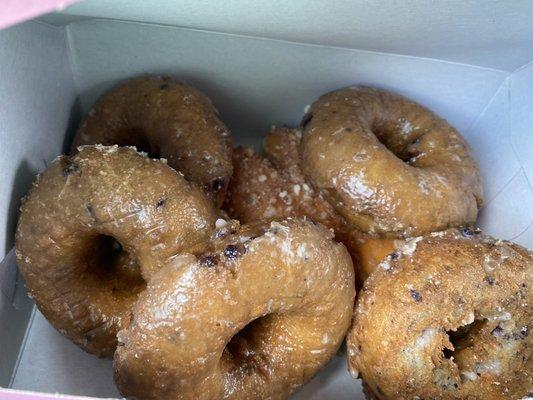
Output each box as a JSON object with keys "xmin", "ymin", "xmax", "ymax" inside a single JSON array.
[
  {"xmin": 63, "ymin": 161, "xmax": 80, "ymax": 177},
  {"xmin": 389, "ymin": 252, "xmax": 399, "ymax": 260},
  {"xmin": 460, "ymin": 227, "xmax": 474, "ymax": 236},
  {"xmin": 200, "ymin": 255, "xmax": 217, "ymax": 267},
  {"xmin": 212, "ymin": 179, "xmax": 224, "ymax": 191},
  {"xmin": 300, "ymin": 113, "xmax": 313, "ymax": 128},
  {"xmin": 412, "ymin": 137, "xmax": 421, "ymax": 145},
  {"xmin": 409, "ymin": 289, "xmax": 422, "ymax": 302},
  {"xmin": 485, "ymin": 276, "xmax": 495, "ymax": 285},
  {"xmin": 159, "ymin": 83, "xmax": 169, "ymax": 90},
  {"xmin": 156, "ymin": 198, "xmax": 166, "ymax": 208},
  {"xmin": 520, "ymin": 326, "xmax": 528, "ymax": 337},
  {"xmin": 214, "ymin": 229, "xmax": 226, "ymax": 239},
  {"xmin": 460, "ymin": 227, "xmax": 480, "ymax": 237},
  {"xmin": 491, "ymin": 325, "xmax": 503, "ymax": 337},
  {"xmin": 224, "ymin": 244, "xmax": 239, "ymax": 260}
]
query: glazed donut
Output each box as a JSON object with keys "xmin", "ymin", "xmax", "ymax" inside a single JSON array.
[
  {"xmin": 347, "ymin": 229, "xmax": 532, "ymax": 399},
  {"xmin": 114, "ymin": 218, "xmax": 355, "ymax": 400},
  {"xmin": 15, "ymin": 145, "xmax": 218, "ymax": 356},
  {"xmin": 224, "ymin": 126, "xmax": 397, "ymax": 286},
  {"xmin": 300, "ymin": 87, "xmax": 483, "ymax": 236},
  {"xmin": 72, "ymin": 75, "xmax": 233, "ymax": 206}
]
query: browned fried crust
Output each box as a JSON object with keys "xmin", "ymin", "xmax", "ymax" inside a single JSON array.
[
  {"xmin": 301, "ymin": 87, "xmax": 483, "ymax": 236},
  {"xmin": 72, "ymin": 75, "xmax": 233, "ymax": 206},
  {"xmin": 114, "ymin": 218, "xmax": 355, "ymax": 400},
  {"xmin": 224, "ymin": 127, "xmax": 398, "ymax": 286},
  {"xmin": 347, "ymin": 229, "xmax": 532, "ymax": 399},
  {"xmin": 15, "ymin": 146, "xmax": 218, "ymax": 356}
]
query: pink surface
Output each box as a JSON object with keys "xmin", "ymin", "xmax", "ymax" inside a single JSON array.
[
  {"xmin": 0, "ymin": 0, "xmax": 80, "ymax": 30},
  {"xmin": 0, "ymin": 388, "xmax": 103, "ymax": 400}
]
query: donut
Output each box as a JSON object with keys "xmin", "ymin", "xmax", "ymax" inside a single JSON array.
[
  {"xmin": 300, "ymin": 87, "xmax": 483, "ymax": 236},
  {"xmin": 72, "ymin": 75, "xmax": 233, "ymax": 206},
  {"xmin": 224, "ymin": 128, "xmax": 352, "ymax": 241},
  {"xmin": 114, "ymin": 218, "xmax": 355, "ymax": 400},
  {"xmin": 347, "ymin": 229, "xmax": 532, "ymax": 399},
  {"xmin": 224, "ymin": 126, "xmax": 398, "ymax": 286},
  {"xmin": 15, "ymin": 145, "xmax": 218, "ymax": 356}
]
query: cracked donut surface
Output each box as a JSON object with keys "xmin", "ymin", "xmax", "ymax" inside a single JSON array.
[
  {"xmin": 347, "ymin": 229, "xmax": 532, "ymax": 399},
  {"xmin": 15, "ymin": 145, "xmax": 218, "ymax": 356},
  {"xmin": 114, "ymin": 218, "xmax": 355, "ymax": 400}
]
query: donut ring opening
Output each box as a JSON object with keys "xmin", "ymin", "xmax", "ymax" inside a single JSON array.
[
  {"xmin": 106, "ymin": 129, "xmax": 162, "ymax": 160},
  {"xmin": 86, "ymin": 235, "xmax": 144, "ymax": 295},
  {"xmin": 442, "ymin": 318, "xmax": 485, "ymax": 362}
]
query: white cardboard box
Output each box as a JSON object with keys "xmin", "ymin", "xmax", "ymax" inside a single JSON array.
[{"xmin": 0, "ymin": 1, "xmax": 532, "ymax": 399}]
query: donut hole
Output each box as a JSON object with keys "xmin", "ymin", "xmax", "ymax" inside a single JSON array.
[
  {"xmin": 114, "ymin": 129, "xmax": 161, "ymax": 159},
  {"xmin": 444, "ymin": 318, "xmax": 486, "ymax": 361},
  {"xmin": 370, "ymin": 122, "xmax": 423, "ymax": 163},
  {"xmin": 87, "ymin": 235, "xmax": 145, "ymax": 295},
  {"xmin": 224, "ymin": 316, "xmax": 269, "ymax": 366},
  {"xmin": 95, "ymin": 235, "xmax": 124, "ymax": 269},
  {"xmin": 136, "ymin": 134, "xmax": 161, "ymax": 159}
]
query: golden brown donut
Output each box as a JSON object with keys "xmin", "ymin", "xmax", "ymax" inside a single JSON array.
[
  {"xmin": 347, "ymin": 229, "xmax": 532, "ymax": 399},
  {"xmin": 300, "ymin": 87, "xmax": 483, "ymax": 236},
  {"xmin": 114, "ymin": 218, "xmax": 355, "ymax": 400},
  {"xmin": 15, "ymin": 145, "xmax": 218, "ymax": 356},
  {"xmin": 224, "ymin": 126, "xmax": 398, "ymax": 286},
  {"xmin": 72, "ymin": 75, "xmax": 233, "ymax": 206}
]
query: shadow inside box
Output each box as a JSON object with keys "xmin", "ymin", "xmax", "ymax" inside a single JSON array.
[
  {"xmin": 4, "ymin": 160, "xmax": 38, "ymax": 254},
  {"xmin": 292, "ymin": 348, "xmax": 364, "ymax": 400}
]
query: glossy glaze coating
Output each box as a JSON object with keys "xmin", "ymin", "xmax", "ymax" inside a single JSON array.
[
  {"xmin": 15, "ymin": 146, "xmax": 218, "ymax": 356},
  {"xmin": 347, "ymin": 229, "xmax": 532, "ymax": 399},
  {"xmin": 224, "ymin": 126, "xmax": 399, "ymax": 286},
  {"xmin": 301, "ymin": 87, "xmax": 483, "ymax": 236},
  {"xmin": 72, "ymin": 75, "xmax": 233, "ymax": 206},
  {"xmin": 114, "ymin": 218, "xmax": 355, "ymax": 400}
]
